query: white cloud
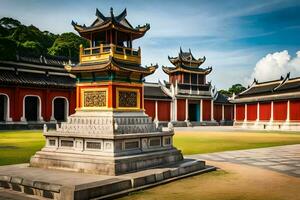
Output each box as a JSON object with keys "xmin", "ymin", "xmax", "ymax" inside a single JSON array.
[{"xmin": 250, "ymin": 50, "xmax": 300, "ymax": 83}]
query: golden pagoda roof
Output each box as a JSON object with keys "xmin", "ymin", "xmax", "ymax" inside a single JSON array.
[
  {"xmin": 72, "ymin": 8, "xmax": 150, "ymax": 40},
  {"xmin": 163, "ymin": 48, "xmax": 212, "ymax": 75},
  {"xmin": 66, "ymin": 56, "xmax": 157, "ymax": 77}
]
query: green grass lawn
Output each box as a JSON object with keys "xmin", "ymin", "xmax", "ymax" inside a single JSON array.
[
  {"xmin": 174, "ymin": 130, "xmax": 300, "ymax": 155},
  {"xmin": 0, "ymin": 130, "xmax": 44, "ymax": 166},
  {"xmin": 1, "ymin": 129, "xmax": 300, "ymax": 166}
]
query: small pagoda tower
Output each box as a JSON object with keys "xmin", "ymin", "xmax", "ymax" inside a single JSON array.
[
  {"xmin": 162, "ymin": 48, "xmax": 216, "ymax": 125},
  {"xmin": 30, "ymin": 8, "xmax": 183, "ymax": 175},
  {"xmin": 163, "ymin": 47, "xmax": 212, "ymax": 85},
  {"xmin": 69, "ymin": 8, "xmax": 157, "ymax": 111}
]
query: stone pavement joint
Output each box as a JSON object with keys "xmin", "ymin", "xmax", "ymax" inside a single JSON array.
[{"xmin": 188, "ymin": 144, "xmax": 300, "ymax": 177}]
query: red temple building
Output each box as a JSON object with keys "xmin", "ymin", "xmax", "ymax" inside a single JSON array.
[
  {"xmin": 144, "ymin": 48, "xmax": 233, "ymax": 126},
  {"xmin": 0, "ymin": 55, "xmax": 76, "ymax": 129},
  {"xmin": 231, "ymin": 73, "xmax": 300, "ymax": 130}
]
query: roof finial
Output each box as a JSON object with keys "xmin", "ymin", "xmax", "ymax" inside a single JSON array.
[{"xmin": 110, "ymin": 7, "xmax": 114, "ymax": 17}]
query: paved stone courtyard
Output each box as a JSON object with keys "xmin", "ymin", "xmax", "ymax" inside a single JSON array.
[
  {"xmin": 2, "ymin": 143, "xmax": 300, "ymax": 199},
  {"xmin": 188, "ymin": 144, "xmax": 300, "ymax": 177}
]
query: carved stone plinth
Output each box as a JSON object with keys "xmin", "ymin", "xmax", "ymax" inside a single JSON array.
[{"xmin": 30, "ymin": 111, "xmax": 183, "ymax": 175}]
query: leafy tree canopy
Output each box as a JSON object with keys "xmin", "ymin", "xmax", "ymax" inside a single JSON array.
[
  {"xmin": 0, "ymin": 17, "xmax": 87, "ymax": 61},
  {"xmin": 218, "ymin": 89, "xmax": 232, "ymax": 97},
  {"xmin": 229, "ymin": 84, "xmax": 246, "ymax": 95},
  {"xmin": 219, "ymin": 84, "xmax": 246, "ymax": 97},
  {"xmin": 0, "ymin": 37, "xmax": 17, "ymax": 60},
  {"xmin": 48, "ymin": 32, "xmax": 88, "ymax": 59},
  {"xmin": 0, "ymin": 17, "xmax": 21, "ymax": 37}
]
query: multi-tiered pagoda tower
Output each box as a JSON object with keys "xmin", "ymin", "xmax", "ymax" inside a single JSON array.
[
  {"xmin": 30, "ymin": 8, "xmax": 184, "ymax": 175},
  {"xmin": 162, "ymin": 48, "xmax": 217, "ymax": 125}
]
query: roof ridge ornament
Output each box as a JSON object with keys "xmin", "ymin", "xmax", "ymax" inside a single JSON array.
[
  {"xmin": 95, "ymin": 8, "xmax": 107, "ymax": 21},
  {"xmin": 115, "ymin": 8, "xmax": 127, "ymax": 21},
  {"xmin": 253, "ymin": 78, "xmax": 258, "ymax": 84},
  {"xmin": 110, "ymin": 7, "xmax": 114, "ymax": 18}
]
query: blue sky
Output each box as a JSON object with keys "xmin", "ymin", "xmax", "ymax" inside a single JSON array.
[{"xmin": 1, "ymin": 0, "xmax": 300, "ymax": 89}]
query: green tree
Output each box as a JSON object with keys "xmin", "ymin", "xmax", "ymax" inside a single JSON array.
[
  {"xmin": 0, "ymin": 37, "xmax": 17, "ymax": 60},
  {"xmin": 218, "ymin": 84, "xmax": 246, "ymax": 97},
  {"xmin": 228, "ymin": 84, "xmax": 246, "ymax": 95},
  {"xmin": 20, "ymin": 41, "xmax": 43, "ymax": 55},
  {"xmin": 0, "ymin": 17, "xmax": 21, "ymax": 37},
  {"xmin": 10, "ymin": 25, "xmax": 58, "ymax": 54},
  {"xmin": 48, "ymin": 32, "xmax": 88, "ymax": 60},
  {"xmin": 218, "ymin": 89, "xmax": 232, "ymax": 97}
]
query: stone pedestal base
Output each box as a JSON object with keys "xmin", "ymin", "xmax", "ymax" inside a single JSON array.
[
  {"xmin": 0, "ymin": 159, "xmax": 214, "ymax": 200},
  {"xmin": 30, "ymin": 149, "xmax": 183, "ymax": 175},
  {"xmin": 30, "ymin": 111, "xmax": 185, "ymax": 175}
]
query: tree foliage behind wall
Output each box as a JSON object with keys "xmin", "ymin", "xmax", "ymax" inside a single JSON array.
[
  {"xmin": 48, "ymin": 33, "xmax": 89, "ymax": 59},
  {"xmin": 219, "ymin": 84, "xmax": 246, "ymax": 97},
  {"xmin": 0, "ymin": 17, "xmax": 88, "ymax": 61}
]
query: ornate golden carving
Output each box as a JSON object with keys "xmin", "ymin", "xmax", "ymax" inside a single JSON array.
[
  {"xmin": 119, "ymin": 91, "xmax": 137, "ymax": 107},
  {"xmin": 84, "ymin": 90, "xmax": 106, "ymax": 107}
]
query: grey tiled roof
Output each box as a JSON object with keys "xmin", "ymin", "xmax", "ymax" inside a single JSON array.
[
  {"xmin": 0, "ymin": 70, "xmax": 75, "ymax": 88},
  {"xmin": 144, "ymin": 83, "xmax": 171, "ymax": 100}
]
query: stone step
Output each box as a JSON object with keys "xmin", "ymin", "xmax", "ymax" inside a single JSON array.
[{"xmin": 0, "ymin": 159, "xmax": 215, "ymax": 200}]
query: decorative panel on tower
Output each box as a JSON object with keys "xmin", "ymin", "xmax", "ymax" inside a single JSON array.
[
  {"xmin": 81, "ymin": 88, "xmax": 108, "ymax": 109},
  {"xmin": 116, "ymin": 88, "xmax": 140, "ymax": 109}
]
